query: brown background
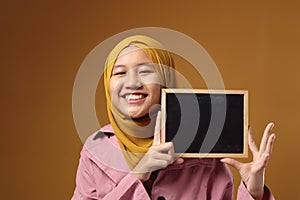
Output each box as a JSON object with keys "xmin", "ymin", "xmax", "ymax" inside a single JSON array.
[{"xmin": 1, "ymin": 1, "xmax": 299, "ymax": 199}]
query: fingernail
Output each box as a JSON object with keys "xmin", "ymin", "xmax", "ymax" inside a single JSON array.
[{"xmin": 270, "ymin": 123, "xmax": 274, "ymax": 129}]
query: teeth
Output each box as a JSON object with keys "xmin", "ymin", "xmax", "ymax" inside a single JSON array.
[{"xmin": 125, "ymin": 94, "xmax": 144, "ymax": 100}]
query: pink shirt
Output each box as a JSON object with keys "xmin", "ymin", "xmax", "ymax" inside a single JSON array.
[{"xmin": 72, "ymin": 125, "xmax": 275, "ymax": 200}]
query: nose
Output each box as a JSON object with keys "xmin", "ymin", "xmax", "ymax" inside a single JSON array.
[{"xmin": 124, "ymin": 71, "xmax": 142, "ymax": 89}]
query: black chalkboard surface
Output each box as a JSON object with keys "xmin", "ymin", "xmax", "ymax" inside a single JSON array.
[{"xmin": 161, "ymin": 89, "xmax": 248, "ymax": 158}]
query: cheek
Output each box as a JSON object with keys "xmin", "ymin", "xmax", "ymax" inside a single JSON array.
[
  {"xmin": 109, "ymin": 78, "xmax": 120, "ymax": 101},
  {"xmin": 141, "ymin": 73, "xmax": 162, "ymax": 85},
  {"xmin": 109, "ymin": 82, "xmax": 114, "ymax": 96},
  {"xmin": 150, "ymin": 85, "xmax": 162, "ymax": 103}
]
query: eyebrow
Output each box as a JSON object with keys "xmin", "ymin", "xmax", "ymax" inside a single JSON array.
[
  {"xmin": 113, "ymin": 62, "xmax": 154, "ymax": 69},
  {"xmin": 112, "ymin": 64, "xmax": 125, "ymax": 69},
  {"xmin": 138, "ymin": 62, "xmax": 154, "ymax": 67}
]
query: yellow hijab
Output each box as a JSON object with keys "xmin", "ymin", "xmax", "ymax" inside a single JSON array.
[{"xmin": 103, "ymin": 35, "xmax": 177, "ymax": 169}]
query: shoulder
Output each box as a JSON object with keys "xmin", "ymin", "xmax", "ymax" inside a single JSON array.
[
  {"xmin": 84, "ymin": 124, "xmax": 116, "ymax": 148},
  {"xmin": 86, "ymin": 124, "xmax": 114, "ymax": 140},
  {"xmin": 80, "ymin": 124, "xmax": 130, "ymax": 173},
  {"xmin": 82, "ymin": 124, "xmax": 117, "ymax": 158}
]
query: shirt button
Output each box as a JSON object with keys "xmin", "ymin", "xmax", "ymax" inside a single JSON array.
[{"xmin": 157, "ymin": 196, "xmax": 165, "ymax": 200}]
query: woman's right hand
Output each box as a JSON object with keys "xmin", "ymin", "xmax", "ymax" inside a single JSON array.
[{"xmin": 133, "ymin": 111, "xmax": 184, "ymax": 182}]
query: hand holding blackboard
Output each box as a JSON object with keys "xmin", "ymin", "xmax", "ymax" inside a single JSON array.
[
  {"xmin": 221, "ymin": 122, "xmax": 276, "ymax": 199},
  {"xmin": 161, "ymin": 89, "xmax": 248, "ymax": 158},
  {"xmin": 133, "ymin": 111, "xmax": 184, "ymax": 181}
]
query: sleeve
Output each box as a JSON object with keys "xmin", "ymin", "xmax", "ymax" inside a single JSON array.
[
  {"xmin": 71, "ymin": 151, "xmax": 98, "ymax": 200},
  {"xmin": 71, "ymin": 149, "xmax": 150, "ymax": 200},
  {"xmin": 237, "ymin": 181, "xmax": 275, "ymax": 200}
]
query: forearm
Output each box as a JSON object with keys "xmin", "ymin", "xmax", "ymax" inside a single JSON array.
[{"xmin": 237, "ymin": 181, "xmax": 275, "ymax": 200}]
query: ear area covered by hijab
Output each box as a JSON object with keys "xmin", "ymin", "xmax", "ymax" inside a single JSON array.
[{"xmin": 103, "ymin": 35, "xmax": 177, "ymax": 169}]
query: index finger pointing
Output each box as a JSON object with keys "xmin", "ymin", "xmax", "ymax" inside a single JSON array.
[{"xmin": 153, "ymin": 111, "xmax": 161, "ymax": 145}]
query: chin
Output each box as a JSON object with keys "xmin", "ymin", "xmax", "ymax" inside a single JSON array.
[
  {"xmin": 127, "ymin": 111, "xmax": 148, "ymax": 119},
  {"xmin": 128, "ymin": 113, "xmax": 144, "ymax": 119}
]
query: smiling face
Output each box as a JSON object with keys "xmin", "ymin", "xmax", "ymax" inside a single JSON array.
[{"xmin": 109, "ymin": 46, "xmax": 161, "ymax": 119}]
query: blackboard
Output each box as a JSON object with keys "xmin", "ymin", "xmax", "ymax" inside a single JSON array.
[{"xmin": 161, "ymin": 89, "xmax": 248, "ymax": 158}]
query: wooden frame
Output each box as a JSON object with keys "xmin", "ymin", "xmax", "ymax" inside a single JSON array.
[{"xmin": 161, "ymin": 89, "xmax": 248, "ymax": 158}]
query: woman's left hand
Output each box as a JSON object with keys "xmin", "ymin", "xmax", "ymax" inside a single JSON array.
[{"xmin": 221, "ymin": 122, "xmax": 276, "ymax": 200}]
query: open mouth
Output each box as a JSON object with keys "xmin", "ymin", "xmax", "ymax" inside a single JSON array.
[{"xmin": 123, "ymin": 93, "xmax": 148, "ymax": 101}]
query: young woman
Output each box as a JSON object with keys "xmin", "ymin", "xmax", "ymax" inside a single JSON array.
[{"xmin": 72, "ymin": 35, "xmax": 276, "ymax": 200}]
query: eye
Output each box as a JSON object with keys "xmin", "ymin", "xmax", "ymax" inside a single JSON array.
[
  {"xmin": 138, "ymin": 65, "xmax": 155, "ymax": 75},
  {"xmin": 112, "ymin": 67, "xmax": 127, "ymax": 76},
  {"xmin": 112, "ymin": 71, "xmax": 126, "ymax": 76},
  {"xmin": 139, "ymin": 70, "xmax": 153, "ymax": 75}
]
